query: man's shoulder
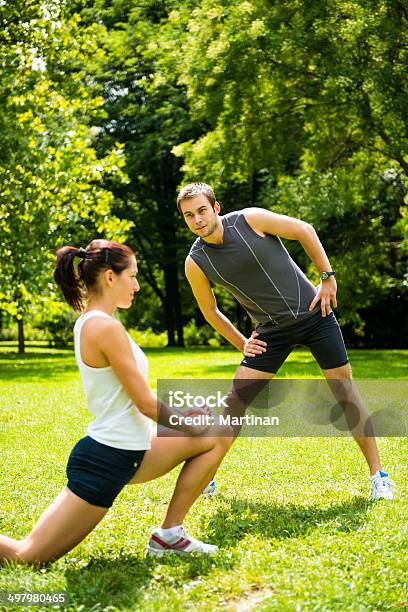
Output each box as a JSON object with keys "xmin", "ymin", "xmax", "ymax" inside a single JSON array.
[
  {"xmin": 187, "ymin": 237, "xmax": 203, "ymax": 258},
  {"xmin": 221, "ymin": 209, "xmax": 243, "ymax": 226}
]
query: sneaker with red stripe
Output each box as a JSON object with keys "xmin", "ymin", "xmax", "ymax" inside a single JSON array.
[{"xmin": 146, "ymin": 526, "xmax": 219, "ymax": 557}]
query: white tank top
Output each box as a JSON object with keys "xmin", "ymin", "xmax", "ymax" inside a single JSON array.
[{"xmin": 74, "ymin": 310, "xmax": 152, "ymax": 450}]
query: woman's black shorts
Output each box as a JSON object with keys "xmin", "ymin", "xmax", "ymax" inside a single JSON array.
[
  {"xmin": 66, "ymin": 436, "xmax": 146, "ymax": 508},
  {"xmin": 241, "ymin": 308, "xmax": 349, "ymax": 374}
]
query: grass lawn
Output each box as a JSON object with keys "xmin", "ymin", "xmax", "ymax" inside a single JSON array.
[{"xmin": 0, "ymin": 343, "xmax": 407, "ymax": 611}]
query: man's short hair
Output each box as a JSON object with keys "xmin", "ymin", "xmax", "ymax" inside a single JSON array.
[{"xmin": 176, "ymin": 182, "xmax": 216, "ymax": 212}]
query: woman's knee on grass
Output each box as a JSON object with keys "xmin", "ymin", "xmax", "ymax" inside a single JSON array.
[{"xmin": 14, "ymin": 541, "xmax": 53, "ymax": 565}]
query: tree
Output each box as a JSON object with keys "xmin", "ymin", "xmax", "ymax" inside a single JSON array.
[
  {"xmin": 0, "ymin": 1, "xmax": 131, "ymax": 352},
  {"xmin": 75, "ymin": 0, "xmax": 204, "ymax": 345},
  {"xmin": 165, "ymin": 0, "xmax": 408, "ymax": 340}
]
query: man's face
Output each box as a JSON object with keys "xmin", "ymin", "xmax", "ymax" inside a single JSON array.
[{"xmin": 180, "ymin": 194, "xmax": 220, "ymax": 238}]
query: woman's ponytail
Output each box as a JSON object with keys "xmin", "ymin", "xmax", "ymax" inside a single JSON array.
[{"xmin": 54, "ymin": 246, "xmax": 86, "ymax": 312}]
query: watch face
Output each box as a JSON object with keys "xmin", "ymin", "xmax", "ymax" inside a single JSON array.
[{"xmin": 321, "ymin": 272, "xmax": 329, "ymax": 280}]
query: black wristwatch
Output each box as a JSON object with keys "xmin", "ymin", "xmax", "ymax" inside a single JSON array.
[{"xmin": 320, "ymin": 271, "xmax": 336, "ymax": 281}]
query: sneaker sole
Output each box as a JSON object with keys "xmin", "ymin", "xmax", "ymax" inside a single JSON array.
[
  {"xmin": 370, "ymin": 494, "xmax": 394, "ymax": 501},
  {"xmin": 146, "ymin": 546, "xmax": 219, "ymax": 557},
  {"xmin": 146, "ymin": 547, "xmax": 182, "ymax": 557}
]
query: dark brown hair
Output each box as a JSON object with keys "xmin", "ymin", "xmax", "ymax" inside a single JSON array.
[
  {"xmin": 54, "ymin": 239, "xmax": 134, "ymax": 311},
  {"xmin": 176, "ymin": 182, "xmax": 216, "ymax": 212}
]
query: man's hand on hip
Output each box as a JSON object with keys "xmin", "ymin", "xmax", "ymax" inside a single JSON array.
[
  {"xmin": 243, "ymin": 331, "xmax": 267, "ymax": 357},
  {"xmin": 309, "ymin": 276, "xmax": 337, "ymax": 317}
]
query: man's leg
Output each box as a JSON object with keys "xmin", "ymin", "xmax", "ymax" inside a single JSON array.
[
  {"xmin": 322, "ymin": 363, "xmax": 381, "ymax": 475},
  {"xmin": 225, "ymin": 365, "xmax": 275, "ymax": 437},
  {"xmin": 235, "ymin": 363, "xmax": 381, "ymax": 476},
  {"xmin": 234, "ymin": 363, "xmax": 381, "ymax": 473},
  {"xmin": 297, "ymin": 309, "xmax": 394, "ymax": 498},
  {"xmin": 234, "ymin": 365, "xmax": 275, "ymax": 381}
]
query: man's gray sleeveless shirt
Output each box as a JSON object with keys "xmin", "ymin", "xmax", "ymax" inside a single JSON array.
[{"xmin": 189, "ymin": 211, "xmax": 319, "ymax": 333}]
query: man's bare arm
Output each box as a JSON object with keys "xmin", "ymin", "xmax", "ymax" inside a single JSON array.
[
  {"xmin": 243, "ymin": 208, "xmax": 337, "ymax": 316},
  {"xmin": 185, "ymin": 256, "xmax": 266, "ymax": 355}
]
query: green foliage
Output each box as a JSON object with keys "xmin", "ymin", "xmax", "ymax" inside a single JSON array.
[
  {"xmin": 162, "ymin": 0, "xmax": 408, "ymax": 337},
  {"xmin": 1, "ymin": 0, "xmax": 406, "ymax": 347},
  {"xmin": 128, "ymin": 327, "xmax": 168, "ymax": 348},
  {"xmin": 74, "ymin": 0, "xmax": 203, "ymax": 346},
  {"xmin": 0, "ymin": 1, "xmax": 131, "ymax": 341},
  {"xmin": 0, "ymin": 326, "xmax": 49, "ymax": 343},
  {"xmin": 42, "ymin": 310, "xmax": 77, "ymax": 348},
  {"xmin": 263, "ymin": 158, "xmax": 407, "ymax": 331},
  {"xmin": 183, "ymin": 319, "xmax": 223, "ymax": 347},
  {"xmin": 170, "ymin": 0, "xmax": 408, "ymax": 184},
  {"xmin": 0, "ymin": 329, "xmax": 16, "ymax": 342}
]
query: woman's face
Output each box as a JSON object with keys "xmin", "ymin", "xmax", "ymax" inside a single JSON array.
[{"xmin": 113, "ymin": 256, "xmax": 140, "ymax": 309}]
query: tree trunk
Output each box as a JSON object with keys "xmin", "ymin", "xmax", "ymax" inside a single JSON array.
[
  {"xmin": 17, "ymin": 317, "xmax": 25, "ymax": 354},
  {"xmin": 162, "ymin": 290, "xmax": 176, "ymax": 346},
  {"xmin": 163, "ymin": 261, "xmax": 184, "ymax": 347},
  {"xmin": 174, "ymin": 281, "xmax": 184, "ymax": 347},
  {"xmin": 163, "ymin": 268, "xmax": 177, "ymax": 347},
  {"xmin": 158, "ymin": 196, "xmax": 185, "ymax": 347}
]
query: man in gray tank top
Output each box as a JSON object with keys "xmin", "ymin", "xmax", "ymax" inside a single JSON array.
[{"xmin": 177, "ymin": 182, "xmax": 395, "ymax": 501}]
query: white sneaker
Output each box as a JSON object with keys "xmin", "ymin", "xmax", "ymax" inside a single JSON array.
[
  {"xmin": 370, "ymin": 470, "xmax": 396, "ymax": 500},
  {"xmin": 202, "ymin": 479, "xmax": 217, "ymax": 497},
  {"xmin": 146, "ymin": 526, "xmax": 219, "ymax": 557}
]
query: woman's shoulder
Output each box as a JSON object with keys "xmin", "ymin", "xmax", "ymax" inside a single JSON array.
[{"xmin": 80, "ymin": 313, "xmax": 124, "ymax": 339}]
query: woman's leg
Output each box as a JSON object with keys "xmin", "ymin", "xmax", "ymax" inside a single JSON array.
[
  {"xmin": 128, "ymin": 430, "xmax": 233, "ymax": 527},
  {"xmin": 0, "ymin": 488, "xmax": 108, "ymax": 565}
]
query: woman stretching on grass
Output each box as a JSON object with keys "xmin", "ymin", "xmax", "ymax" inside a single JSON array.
[{"xmin": 0, "ymin": 239, "xmax": 232, "ymax": 564}]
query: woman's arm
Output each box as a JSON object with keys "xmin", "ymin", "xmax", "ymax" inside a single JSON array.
[{"xmin": 89, "ymin": 318, "xmax": 208, "ymax": 432}]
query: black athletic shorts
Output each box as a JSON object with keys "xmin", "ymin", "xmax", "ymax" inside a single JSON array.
[
  {"xmin": 241, "ymin": 308, "xmax": 349, "ymax": 374},
  {"xmin": 66, "ymin": 436, "xmax": 146, "ymax": 508}
]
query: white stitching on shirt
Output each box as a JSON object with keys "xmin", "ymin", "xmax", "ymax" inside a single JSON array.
[
  {"xmin": 276, "ymin": 236, "xmax": 301, "ymax": 318},
  {"xmin": 225, "ymin": 213, "xmax": 240, "ymax": 229},
  {"xmin": 189, "ymin": 213, "xmax": 302, "ymax": 322},
  {"xmin": 233, "ymin": 224, "xmax": 299, "ymax": 319},
  {"xmin": 201, "ymin": 250, "xmax": 279, "ymax": 325}
]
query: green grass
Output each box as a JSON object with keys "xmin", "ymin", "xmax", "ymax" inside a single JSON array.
[{"xmin": 0, "ymin": 344, "xmax": 407, "ymax": 611}]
